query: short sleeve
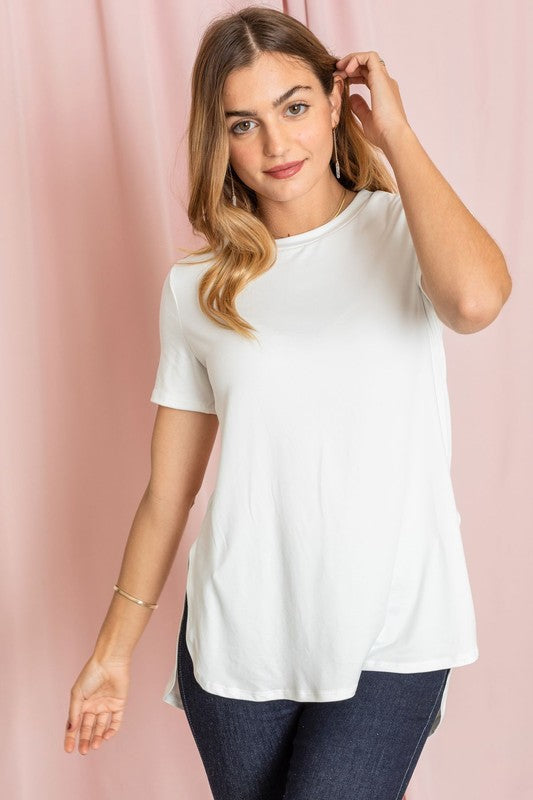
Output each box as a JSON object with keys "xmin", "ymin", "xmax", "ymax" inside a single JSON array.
[
  {"xmin": 388, "ymin": 191, "xmax": 440, "ymax": 322},
  {"xmin": 395, "ymin": 195, "xmax": 443, "ymax": 334},
  {"xmin": 415, "ymin": 260, "xmax": 432, "ymax": 304},
  {"xmin": 415, "ymin": 257, "xmax": 444, "ymax": 333},
  {"xmin": 150, "ymin": 268, "xmax": 216, "ymax": 414}
]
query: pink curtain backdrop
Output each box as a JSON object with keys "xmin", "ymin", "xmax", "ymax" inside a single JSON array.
[{"xmin": 2, "ymin": 1, "xmax": 530, "ymax": 797}]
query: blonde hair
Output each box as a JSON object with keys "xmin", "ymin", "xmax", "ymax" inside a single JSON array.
[{"xmin": 181, "ymin": 5, "xmax": 398, "ymax": 340}]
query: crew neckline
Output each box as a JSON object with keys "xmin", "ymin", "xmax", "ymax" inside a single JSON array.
[{"xmin": 273, "ymin": 188, "xmax": 371, "ymax": 249}]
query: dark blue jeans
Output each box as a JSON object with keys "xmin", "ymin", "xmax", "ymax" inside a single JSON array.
[{"xmin": 177, "ymin": 595, "xmax": 451, "ymax": 800}]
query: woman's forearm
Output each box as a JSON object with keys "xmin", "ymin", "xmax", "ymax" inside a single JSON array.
[{"xmin": 92, "ymin": 485, "xmax": 193, "ymax": 662}]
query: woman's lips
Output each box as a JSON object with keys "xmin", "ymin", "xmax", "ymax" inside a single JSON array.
[{"xmin": 264, "ymin": 160, "xmax": 305, "ymax": 179}]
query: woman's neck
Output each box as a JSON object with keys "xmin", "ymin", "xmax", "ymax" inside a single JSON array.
[{"xmin": 256, "ymin": 177, "xmax": 356, "ymax": 239}]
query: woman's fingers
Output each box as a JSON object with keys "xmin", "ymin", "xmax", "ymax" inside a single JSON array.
[
  {"xmin": 64, "ymin": 708, "xmax": 119, "ymax": 754},
  {"xmin": 102, "ymin": 709, "xmax": 123, "ymax": 741},
  {"xmin": 64, "ymin": 689, "xmax": 83, "ymax": 753},
  {"xmin": 89, "ymin": 711, "xmax": 112, "ymax": 749},
  {"xmin": 64, "ymin": 704, "xmax": 125, "ymax": 754},
  {"xmin": 64, "ymin": 721, "xmax": 78, "ymax": 753},
  {"xmin": 78, "ymin": 711, "xmax": 97, "ymax": 755}
]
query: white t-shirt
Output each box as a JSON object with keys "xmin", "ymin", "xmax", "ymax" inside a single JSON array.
[{"xmin": 150, "ymin": 188, "xmax": 479, "ymax": 735}]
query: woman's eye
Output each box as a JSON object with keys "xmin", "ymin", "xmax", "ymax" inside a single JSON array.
[
  {"xmin": 287, "ymin": 103, "xmax": 309, "ymax": 116},
  {"xmin": 232, "ymin": 119, "xmax": 257, "ymax": 135},
  {"xmin": 231, "ymin": 103, "xmax": 309, "ymax": 135}
]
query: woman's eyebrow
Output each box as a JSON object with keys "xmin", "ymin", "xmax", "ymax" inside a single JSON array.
[{"xmin": 224, "ymin": 85, "xmax": 313, "ymax": 118}]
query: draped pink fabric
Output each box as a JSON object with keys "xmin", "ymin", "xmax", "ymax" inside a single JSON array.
[{"xmin": 2, "ymin": 1, "xmax": 528, "ymax": 797}]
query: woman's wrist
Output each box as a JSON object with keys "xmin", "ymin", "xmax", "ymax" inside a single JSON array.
[{"xmin": 91, "ymin": 588, "xmax": 154, "ymax": 663}]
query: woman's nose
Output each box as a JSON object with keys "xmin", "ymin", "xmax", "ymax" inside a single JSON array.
[{"xmin": 262, "ymin": 125, "xmax": 287, "ymax": 157}]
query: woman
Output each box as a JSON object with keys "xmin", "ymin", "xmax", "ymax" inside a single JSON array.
[{"xmin": 64, "ymin": 6, "xmax": 511, "ymax": 799}]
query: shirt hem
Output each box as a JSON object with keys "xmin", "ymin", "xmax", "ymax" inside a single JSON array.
[
  {"xmin": 361, "ymin": 647, "xmax": 479, "ymax": 672},
  {"xmin": 149, "ymin": 392, "xmax": 216, "ymax": 414},
  {"xmin": 162, "ymin": 647, "xmax": 478, "ymax": 709}
]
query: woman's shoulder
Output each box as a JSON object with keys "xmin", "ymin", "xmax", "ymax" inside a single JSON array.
[
  {"xmin": 364, "ymin": 188, "xmax": 402, "ymax": 210},
  {"xmin": 168, "ymin": 250, "xmax": 215, "ymax": 282},
  {"xmin": 173, "ymin": 249, "xmax": 215, "ymax": 270},
  {"xmin": 355, "ymin": 188, "xmax": 406, "ymax": 236}
]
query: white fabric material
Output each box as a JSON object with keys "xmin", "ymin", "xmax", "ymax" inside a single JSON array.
[{"xmin": 150, "ymin": 189, "xmax": 479, "ymax": 734}]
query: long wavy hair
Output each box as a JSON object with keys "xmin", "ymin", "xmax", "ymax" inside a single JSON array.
[{"xmin": 180, "ymin": 5, "xmax": 398, "ymax": 340}]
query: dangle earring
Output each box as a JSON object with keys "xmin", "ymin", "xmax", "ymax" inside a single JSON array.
[
  {"xmin": 333, "ymin": 127, "xmax": 341, "ymax": 179},
  {"xmin": 228, "ymin": 164, "xmax": 237, "ymax": 206}
]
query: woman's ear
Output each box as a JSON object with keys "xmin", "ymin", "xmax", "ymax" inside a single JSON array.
[{"xmin": 329, "ymin": 75, "xmax": 344, "ymax": 126}]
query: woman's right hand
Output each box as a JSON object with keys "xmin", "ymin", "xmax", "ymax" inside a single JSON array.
[{"xmin": 64, "ymin": 654, "xmax": 131, "ymax": 755}]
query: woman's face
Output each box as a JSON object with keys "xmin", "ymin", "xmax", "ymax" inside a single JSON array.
[{"xmin": 223, "ymin": 52, "xmax": 343, "ymax": 205}]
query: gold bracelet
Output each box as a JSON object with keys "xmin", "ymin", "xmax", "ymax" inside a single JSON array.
[{"xmin": 113, "ymin": 584, "xmax": 158, "ymax": 610}]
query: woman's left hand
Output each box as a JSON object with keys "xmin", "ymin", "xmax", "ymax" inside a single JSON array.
[{"xmin": 334, "ymin": 51, "xmax": 411, "ymax": 153}]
